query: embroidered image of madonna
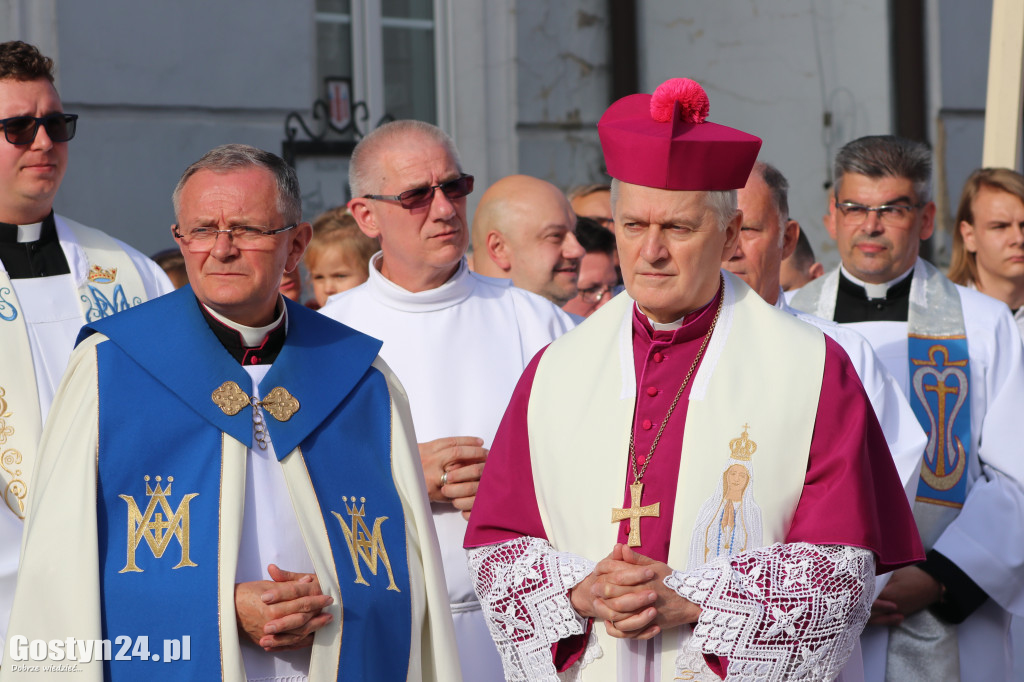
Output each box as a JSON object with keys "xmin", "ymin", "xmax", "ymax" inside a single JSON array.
[{"xmin": 686, "ymin": 426, "xmax": 763, "ymax": 568}]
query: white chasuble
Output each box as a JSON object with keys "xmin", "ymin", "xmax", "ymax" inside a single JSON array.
[{"xmin": 526, "ymin": 274, "xmax": 824, "ymax": 680}]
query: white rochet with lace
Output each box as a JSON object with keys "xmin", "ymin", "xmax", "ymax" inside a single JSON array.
[{"xmin": 469, "ymin": 538, "xmax": 874, "ymax": 681}]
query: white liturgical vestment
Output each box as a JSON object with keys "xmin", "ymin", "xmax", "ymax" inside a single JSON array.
[
  {"xmin": 776, "ymin": 293, "xmax": 925, "ymax": 494},
  {"xmin": 319, "ymin": 255, "xmax": 575, "ymax": 681},
  {"xmin": 0, "ymin": 215, "xmax": 171, "ymax": 660},
  {"xmin": 791, "ymin": 260, "xmax": 1024, "ymax": 681}
]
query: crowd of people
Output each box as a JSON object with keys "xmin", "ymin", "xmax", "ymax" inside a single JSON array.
[{"xmin": 0, "ymin": 38, "xmax": 1022, "ymax": 682}]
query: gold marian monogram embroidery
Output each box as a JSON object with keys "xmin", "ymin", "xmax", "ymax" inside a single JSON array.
[
  {"xmin": 119, "ymin": 475, "xmax": 199, "ymax": 573},
  {"xmin": 0, "ymin": 387, "xmax": 27, "ymax": 519},
  {"xmin": 332, "ymin": 496, "xmax": 399, "ymax": 591}
]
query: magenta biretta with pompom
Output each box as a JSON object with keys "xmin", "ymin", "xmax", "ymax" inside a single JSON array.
[{"xmin": 598, "ymin": 77, "xmax": 762, "ymax": 191}]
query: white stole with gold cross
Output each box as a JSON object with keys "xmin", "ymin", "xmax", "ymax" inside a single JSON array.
[
  {"xmin": 527, "ymin": 273, "xmax": 825, "ymax": 681},
  {"xmin": 0, "ymin": 217, "xmax": 146, "ymax": 521}
]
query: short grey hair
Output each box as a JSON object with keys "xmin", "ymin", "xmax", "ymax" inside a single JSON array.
[
  {"xmin": 750, "ymin": 161, "xmax": 790, "ymax": 246},
  {"xmin": 173, "ymin": 144, "xmax": 302, "ymax": 224},
  {"xmin": 833, "ymin": 135, "xmax": 932, "ymax": 203},
  {"xmin": 610, "ymin": 178, "xmax": 737, "ymax": 230},
  {"xmin": 349, "ymin": 120, "xmax": 462, "ymax": 198}
]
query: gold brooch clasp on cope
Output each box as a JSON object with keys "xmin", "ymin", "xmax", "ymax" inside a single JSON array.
[
  {"xmin": 211, "ymin": 381, "xmax": 300, "ymax": 421},
  {"xmin": 261, "ymin": 387, "xmax": 300, "ymax": 422}
]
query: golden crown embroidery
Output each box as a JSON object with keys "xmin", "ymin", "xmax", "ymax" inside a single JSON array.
[
  {"xmin": 332, "ymin": 496, "xmax": 399, "ymax": 591},
  {"xmin": 87, "ymin": 264, "xmax": 117, "ymax": 283},
  {"xmin": 119, "ymin": 475, "xmax": 199, "ymax": 573}
]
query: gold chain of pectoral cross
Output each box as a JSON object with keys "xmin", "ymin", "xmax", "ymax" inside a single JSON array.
[{"xmin": 612, "ymin": 279, "xmax": 724, "ymax": 547}]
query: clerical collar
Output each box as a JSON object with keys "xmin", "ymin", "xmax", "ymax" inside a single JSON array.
[
  {"xmin": 0, "ymin": 215, "xmax": 48, "ymax": 243},
  {"xmin": 639, "ymin": 290, "xmax": 718, "ymax": 331},
  {"xmin": 834, "ymin": 264, "xmax": 914, "ymax": 323},
  {"xmin": 633, "ymin": 286, "xmax": 720, "ymax": 342},
  {"xmin": 840, "ymin": 264, "xmax": 914, "ymax": 300},
  {"xmin": 0, "ymin": 213, "xmax": 71, "ymax": 279},
  {"xmin": 366, "ymin": 252, "xmax": 477, "ymax": 312},
  {"xmin": 198, "ymin": 299, "xmax": 287, "ymax": 366}
]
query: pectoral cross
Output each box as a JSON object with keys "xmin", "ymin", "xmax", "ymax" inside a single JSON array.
[{"xmin": 611, "ymin": 482, "xmax": 660, "ymax": 547}]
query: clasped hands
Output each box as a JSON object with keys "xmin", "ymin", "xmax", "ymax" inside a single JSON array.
[
  {"xmin": 570, "ymin": 544, "xmax": 701, "ymax": 639},
  {"xmin": 235, "ymin": 564, "xmax": 334, "ymax": 651}
]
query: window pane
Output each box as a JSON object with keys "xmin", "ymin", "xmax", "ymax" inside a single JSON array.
[
  {"xmin": 382, "ymin": 26, "xmax": 436, "ymax": 123},
  {"xmin": 316, "ymin": 21, "xmax": 352, "ymax": 97},
  {"xmin": 382, "ymin": 0, "xmax": 432, "ymax": 20},
  {"xmin": 316, "ymin": 0, "xmax": 351, "ymax": 13}
]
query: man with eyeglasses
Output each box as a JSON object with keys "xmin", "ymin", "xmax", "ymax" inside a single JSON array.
[
  {"xmin": 320, "ymin": 119, "xmax": 574, "ymax": 681},
  {"xmin": 562, "ymin": 216, "xmax": 619, "ymax": 318},
  {"xmin": 0, "ymin": 40, "xmax": 171, "ymax": 661},
  {"xmin": 729, "ymin": 160, "xmax": 924, "ymax": 480},
  {"xmin": 471, "ymin": 174, "xmax": 586, "ymax": 307},
  {"xmin": 3, "ymin": 144, "xmax": 460, "ymax": 681},
  {"xmin": 791, "ymin": 135, "xmax": 1024, "ymax": 681}
]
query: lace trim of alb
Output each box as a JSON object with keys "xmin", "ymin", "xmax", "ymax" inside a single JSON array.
[
  {"xmin": 666, "ymin": 543, "xmax": 874, "ymax": 681},
  {"xmin": 467, "ymin": 536, "xmax": 598, "ymax": 682}
]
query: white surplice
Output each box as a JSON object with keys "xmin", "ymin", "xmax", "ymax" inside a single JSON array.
[
  {"xmin": 792, "ymin": 260, "xmax": 1024, "ymax": 682},
  {"xmin": 776, "ymin": 293, "xmax": 926, "ymax": 494},
  {"xmin": 0, "ymin": 216, "xmax": 172, "ymax": 660},
  {"xmin": 319, "ymin": 255, "xmax": 575, "ymax": 681}
]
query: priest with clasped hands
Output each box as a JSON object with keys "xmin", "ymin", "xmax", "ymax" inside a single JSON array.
[
  {"xmin": 465, "ymin": 78, "xmax": 923, "ymax": 682},
  {"xmin": 2, "ymin": 145, "xmax": 458, "ymax": 682}
]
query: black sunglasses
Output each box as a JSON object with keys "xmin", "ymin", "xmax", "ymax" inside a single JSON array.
[
  {"xmin": 363, "ymin": 174, "xmax": 474, "ymax": 210},
  {"xmin": 0, "ymin": 113, "xmax": 78, "ymax": 146}
]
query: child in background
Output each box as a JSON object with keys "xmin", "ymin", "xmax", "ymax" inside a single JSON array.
[{"xmin": 305, "ymin": 207, "xmax": 379, "ymax": 308}]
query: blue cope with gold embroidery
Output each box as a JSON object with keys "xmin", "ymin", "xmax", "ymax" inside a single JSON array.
[{"xmin": 83, "ymin": 288, "xmax": 413, "ymax": 681}]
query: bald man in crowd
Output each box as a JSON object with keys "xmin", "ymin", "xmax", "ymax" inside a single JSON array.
[{"xmin": 471, "ymin": 174, "xmax": 584, "ymax": 307}]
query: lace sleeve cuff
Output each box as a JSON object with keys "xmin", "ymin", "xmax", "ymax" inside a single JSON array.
[
  {"xmin": 665, "ymin": 543, "xmax": 875, "ymax": 681},
  {"xmin": 468, "ymin": 536, "xmax": 600, "ymax": 681}
]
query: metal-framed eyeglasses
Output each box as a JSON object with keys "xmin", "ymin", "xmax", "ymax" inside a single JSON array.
[
  {"xmin": 173, "ymin": 224, "xmax": 298, "ymax": 252},
  {"xmin": 0, "ymin": 113, "xmax": 78, "ymax": 145},
  {"xmin": 835, "ymin": 201, "xmax": 925, "ymax": 227},
  {"xmin": 579, "ymin": 283, "xmax": 614, "ymax": 305},
  {"xmin": 363, "ymin": 174, "xmax": 474, "ymax": 210}
]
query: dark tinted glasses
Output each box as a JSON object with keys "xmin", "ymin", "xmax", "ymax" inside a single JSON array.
[
  {"xmin": 0, "ymin": 113, "xmax": 78, "ymax": 145},
  {"xmin": 363, "ymin": 173, "xmax": 474, "ymax": 209}
]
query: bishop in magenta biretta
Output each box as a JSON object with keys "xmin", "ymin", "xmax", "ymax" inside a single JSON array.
[{"xmin": 464, "ymin": 78, "xmax": 923, "ymax": 682}]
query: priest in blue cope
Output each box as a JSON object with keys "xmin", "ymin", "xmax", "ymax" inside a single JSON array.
[
  {"xmin": 91, "ymin": 291, "xmax": 410, "ymax": 679},
  {"xmin": 2, "ymin": 144, "xmax": 458, "ymax": 682}
]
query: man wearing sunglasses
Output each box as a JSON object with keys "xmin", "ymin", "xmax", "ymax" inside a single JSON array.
[
  {"xmin": 0, "ymin": 41, "xmax": 171, "ymax": 661},
  {"xmin": 320, "ymin": 119, "xmax": 574, "ymax": 681},
  {"xmin": 791, "ymin": 135, "xmax": 1024, "ymax": 681}
]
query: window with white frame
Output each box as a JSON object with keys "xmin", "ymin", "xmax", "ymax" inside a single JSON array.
[{"xmin": 315, "ymin": 0, "xmax": 437, "ymax": 126}]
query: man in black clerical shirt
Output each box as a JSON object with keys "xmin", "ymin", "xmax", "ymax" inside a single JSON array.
[
  {"xmin": 790, "ymin": 135, "xmax": 1024, "ymax": 681},
  {"xmin": 0, "ymin": 40, "xmax": 171, "ymax": 660}
]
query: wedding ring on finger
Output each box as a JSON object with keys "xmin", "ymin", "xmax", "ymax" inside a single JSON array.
[{"xmin": 440, "ymin": 470, "xmax": 449, "ymax": 489}]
